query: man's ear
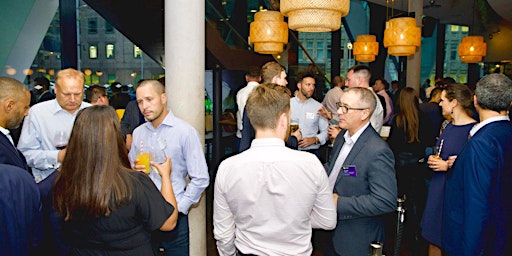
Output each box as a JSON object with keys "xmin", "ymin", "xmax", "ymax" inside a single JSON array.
[
  {"xmin": 161, "ymin": 92, "xmax": 167, "ymax": 104},
  {"xmin": 361, "ymin": 108, "xmax": 371, "ymax": 121},
  {"xmin": 4, "ymin": 99, "xmax": 15, "ymax": 113}
]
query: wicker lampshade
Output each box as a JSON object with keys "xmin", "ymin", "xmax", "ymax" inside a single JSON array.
[
  {"xmin": 280, "ymin": 0, "xmax": 350, "ymax": 32},
  {"xmin": 458, "ymin": 36, "xmax": 487, "ymax": 63},
  {"xmin": 353, "ymin": 35, "xmax": 379, "ymax": 62},
  {"xmin": 249, "ymin": 11, "xmax": 289, "ymax": 54},
  {"xmin": 383, "ymin": 17, "xmax": 421, "ymax": 56}
]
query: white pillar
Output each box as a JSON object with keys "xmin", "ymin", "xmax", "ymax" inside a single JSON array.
[
  {"xmin": 165, "ymin": 1, "xmax": 206, "ymax": 255},
  {"xmin": 406, "ymin": 0, "xmax": 423, "ymax": 94}
]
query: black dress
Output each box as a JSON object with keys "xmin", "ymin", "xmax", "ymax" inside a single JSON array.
[{"xmin": 64, "ymin": 171, "xmax": 174, "ymax": 255}]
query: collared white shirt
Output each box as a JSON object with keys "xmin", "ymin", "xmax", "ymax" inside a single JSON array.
[
  {"xmin": 214, "ymin": 138, "xmax": 336, "ymax": 256},
  {"xmin": 18, "ymin": 99, "xmax": 91, "ymax": 182},
  {"xmin": 328, "ymin": 122, "xmax": 370, "ymax": 190},
  {"xmin": 469, "ymin": 115, "xmax": 510, "ymax": 137},
  {"xmin": 236, "ymin": 82, "xmax": 259, "ymax": 138},
  {"xmin": 367, "ymin": 87, "xmax": 384, "ymax": 133}
]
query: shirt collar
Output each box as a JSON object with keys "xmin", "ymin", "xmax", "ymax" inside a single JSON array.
[
  {"xmin": 50, "ymin": 99, "xmax": 91, "ymax": 115},
  {"xmin": 343, "ymin": 122, "xmax": 370, "ymax": 145},
  {"xmin": 145, "ymin": 109, "xmax": 177, "ymax": 130},
  {"xmin": 470, "ymin": 115, "xmax": 510, "ymax": 136},
  {"xmin": 0, "ymin": 126, "xmax": 10, "ymax": 137},
  {"xmin": 250, "ymin": 138, "xmax": 285, "ymax": 148}
]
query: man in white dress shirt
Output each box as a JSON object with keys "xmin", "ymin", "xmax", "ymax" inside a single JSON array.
[
  {"xmin": 214, "ymin": 83, "xmax": 337, "ymax": 256},
  {"xmin": 235, "ymin": 66, "xmax": 261, "ymax": 140}
]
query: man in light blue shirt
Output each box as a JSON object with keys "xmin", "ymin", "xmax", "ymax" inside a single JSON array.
[
  {"xmin": 290, "ymin": 73, "xmax": 329, "ymax": 155},
  {"xmin": 18, "ymin": 68, "xmax": 91, "ymax": 183},
  {"xmin": 129, "ymin": 79, "xmax": 209, "ymax": 256}
]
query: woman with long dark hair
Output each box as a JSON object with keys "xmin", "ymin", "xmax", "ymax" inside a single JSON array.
[
  {"xmin": 421, "ymin": 84, "xmax": 477, "ymax": 256},
  {"xmin": 53, "ymin": 106, "xmax": 177, "ymax": 255},
  {"xmin": 387, "ymin": 87, "xmax": 436, "ymax": 253}
]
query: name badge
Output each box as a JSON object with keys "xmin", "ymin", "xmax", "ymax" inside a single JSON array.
[
  {"xmin": 305, "ymin": 112, "xmax": 315, "ymax": 119},
  {"xmin": 342, "ymin": 165, "xmax": 357, "ymax": 177}
]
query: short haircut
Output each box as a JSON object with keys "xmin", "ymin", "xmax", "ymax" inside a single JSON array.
[
  {"xmin": 137, "ymin": 79, "xmax": 165, "ymax": 94},
  {"xmin": 261, "ymin": 62, "xmax": 285, "ymax": 83},
  {"xmin": 443, "ymin": 83, "xmax": 474, "ymax": 116},
  {"xmin": 246, "ymin": 83, "xmax": 291, "ymax": 130},
  {"xmin": 55, "ymin": 68, "xmax": 85, "ymax": 89},
  {"xmin": 376, "ymin": 77, "xmax": 389, "ymax": 90},
  {"xmin": 85, "ymin": 85, "xmax": 107, "ymax": 103},
  {"xmin": 430, "ymin": 87, "xmax": 443, "ymax": 99},
  {"xmin": 332, "ymin": 76, "xmax": 345, "ymax": 86},
  {"xmin": 0, "ymin": 77, "xmax": 29, "ymax": 102},
  {"xmin": 246, "ymin": 66, "xmax": 261, "ymax": 79},
  {"xmin": 344, "ymin": 87, "xmax": 377, "ymax": 116},
  {"xmin": 111, "ymin": 81, "xmax": 122, "ymax": 93},
  {"xmin": 297, "ymin": 72, "xmax": 316, "ymax": 83},
  {"xmin": 475, "ymin": 73, "xmax": 512, "ymax": 112},
  {"xmin": 348, "ymin": 65, "xmax": 371, "ymax": 83}
]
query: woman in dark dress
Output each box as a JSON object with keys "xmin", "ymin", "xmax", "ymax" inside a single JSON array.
[
  {"xmin": 421, "ymin": 84, "xmax": 477, "ymax": 256},
  {"xmin": 53, "ymin": 106, "xmax": 178, "ymax": 255},
  {"xmin": 387, "ymin": 87, "xmax": 436, "ymax": 253}
]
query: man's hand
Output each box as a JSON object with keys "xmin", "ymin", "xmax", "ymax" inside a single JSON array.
[
  {"xmin": 333, "ymin": 193, "xmax": 339, "ymax": 208},
  {"xmin": 291, "ymin": 128, "xmax": 302, "ymax": 141},
  {"xmin": 317, "ymin": 106, "xmax": 332, "ymax": 120},
  {"xmin": 57, "ymin": 148, "xmax": 67, "ymax": 162},
  {"xmin": 299, "ymin": 137, "xmax": 317, "ymax": 148},
  {"xmin": 328, "ymin": 126, "xmax": 341, "ymax": 141}
]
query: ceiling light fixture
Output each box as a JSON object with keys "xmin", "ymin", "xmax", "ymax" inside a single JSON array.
[
  {"xmin": 249, "ymin": 10, "xmax": 288, "ymax": 54},
  {"xmin": 280, "ymin": 0, "xmax": 350, "ymax": 32}
]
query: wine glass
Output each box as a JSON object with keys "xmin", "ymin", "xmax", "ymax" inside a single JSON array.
[{"xmin": 54, "ymin": 130, "xmax": 68, "ymax": 150}]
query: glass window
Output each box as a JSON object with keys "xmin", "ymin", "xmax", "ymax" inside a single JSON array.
[
  {"xmin": 450, "ymin": 51, "xmax": 457, "ymax": 61},
  {"xmin": 106, "ymin": 43, "xmax": 115, "ymax": 59},
  {"xmin": 105, "ymin": 22, "xmax": 114, "ymax": 34},
  {"xmin": 461, "ymin": 26, "xmax": 469, "ymax": 32},
  {"xmin": 88, "ymin": 18, "xmax": 98, "ymax": 34},
  {"xmin": 134, "ymin": 45, "xmax": 142, "ymax": 59},
  {"xmin": 89, "ymin": 44, "xmax": 98, "ymax": 59},
  {"xmin": 450, "ymin": 25, "xmax": 459, "ymax": 32}
]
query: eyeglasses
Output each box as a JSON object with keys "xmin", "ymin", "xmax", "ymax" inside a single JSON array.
[{"xmin": 336, "ymin": 102, "xmax": 367, "ymax": 114}]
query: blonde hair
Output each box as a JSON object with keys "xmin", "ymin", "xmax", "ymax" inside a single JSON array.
[{"xmin": 246, "ymin": 83, "xmax": 291, "ymax": 130}]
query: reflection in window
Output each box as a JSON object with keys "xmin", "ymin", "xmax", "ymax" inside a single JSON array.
[
  {"xmin": 106, "ymin": 43, "xmax": 115, "ymax": 59},
  {"xmin": 88, "ymin": 18, "xmax": 98, "ymax": 34},
  {"xmin": 89, "ymin": 45, "xmax": 98, "ymax": 59},
  {"xmin": 134, "ymin": 45, "xmax": 142, "ymax": 59}
]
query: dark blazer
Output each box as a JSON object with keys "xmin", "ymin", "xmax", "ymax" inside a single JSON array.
[
  {"xmin": 443, "ymin": 120, "xmax": 512, "ymax": 256},
  {"xmin": 0, "ymin": 132, "xmax": 29, "ymax": 172},
  {"xmin": 325, "ymin": 125, "xmax": 397, "ymax": 256},
  {"xmin": 0, "ymin": 164, "xmax": 41, "ymax": 256}
]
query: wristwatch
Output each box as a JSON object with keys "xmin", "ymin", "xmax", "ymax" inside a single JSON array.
[{"xmin": 314, "ymin": 137, "xmax": 320, "ymax": 144}]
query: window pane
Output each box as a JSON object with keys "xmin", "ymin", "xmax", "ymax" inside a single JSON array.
[
  {"xmin": 461, "ymin": 26, "xmax": 469, "ymax": 32},
  {"xmin": 106, "ymin": 43, "xmax": 115, "ymax": 59},
  {"xmin": 105, "ymin": 22, "xmax": 114, "ymax": 34},
  {"xmin": 450, "ymin": 25, "xmax": 459, "ymax": 32},
  {"xmin": 134, "ymin": 45, "xmax": 142, "ymax": 59},
  {"xmin": 89, "ymin": 45, "xmax": 97, "ymax": 59},
  {"xmin": 88, "ymin": 18, "xmax": 98, "ymax": 34}
]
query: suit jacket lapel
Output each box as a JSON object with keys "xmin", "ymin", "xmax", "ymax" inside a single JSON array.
[
  {"xmin": 0, "ymin": 132, "xmax": 27, "ymax": 169},
  {"xmin": 334, "ymin": 126, "xmax": 372, "ymax": 185}
]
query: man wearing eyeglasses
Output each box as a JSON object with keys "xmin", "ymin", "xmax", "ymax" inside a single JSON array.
[
  {"xmin": 324, "ymin": 87, "xmax": 397, "ymax": 256},
  {"xmin": 290, "ymin": 72, "xmax": 329, "ymax": 158}
]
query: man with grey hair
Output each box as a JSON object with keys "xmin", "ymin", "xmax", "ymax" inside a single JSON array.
[
  {"xmin": 325, "ymin": 87, "xmax": 396, "ymax": 255},
  {"xmin": 443, "ymin": 73, "xmax": 512, "ymax": 256},
  {"xmin": 0, "ymin": 77, "xmax": 31, "ymax": 172}
]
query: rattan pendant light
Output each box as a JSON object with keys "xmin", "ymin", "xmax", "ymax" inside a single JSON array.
[
  {"xmin": 383, "ymin": 17, "xmax": 421, "ymax": 56},
  {"xmin": 458, "ymin": 36, "xmax": 487, "ymax": 63},
  {"xmin": 280, "ymin": 0, "xmax": 350, "ymax": 32},
  {"xmin": 353, "ymin": 35, "xmax": 379, "ymax": 62},
  {"xmin": 249, "ymin": 10, "xmax": 289, "ymax": 54}
]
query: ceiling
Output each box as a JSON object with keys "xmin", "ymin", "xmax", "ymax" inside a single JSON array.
[{"xmin": 83, "ymin": 0, "xmax": 512, "ymax": 67}]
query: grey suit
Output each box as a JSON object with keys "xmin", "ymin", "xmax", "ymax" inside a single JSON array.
[{"xmin": 325, "ymin": 125, "xmax": 397, "ymax": 256}]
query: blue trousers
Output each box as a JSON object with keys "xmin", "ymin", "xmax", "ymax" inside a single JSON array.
[{"xmin": 152, "ymin": 213, "xmax": 189, "ymax": 256}]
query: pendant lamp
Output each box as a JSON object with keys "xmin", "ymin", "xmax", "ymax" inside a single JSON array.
[
  {"xmin": 383, "ymin": 17, "xmax": 421, "ymax": 56},
  {"xmin": 249, "ymin": 10, "xmax": 289, "ymax": 54},
  {"xmin": 280, "ymin": 0, "xmax": 350, "ymax": 32},
  {"xmin": 353, "ymin": 35, "xmax": 379, "ymax": 62},
  {"xmin": 458, "ymin": 36, "xmax": 487, "ymax": 63}
]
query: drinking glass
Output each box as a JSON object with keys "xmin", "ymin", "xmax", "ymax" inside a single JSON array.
[{"xmin": 53, "ymin": 130, "xmax": 68, "ymax": 150}]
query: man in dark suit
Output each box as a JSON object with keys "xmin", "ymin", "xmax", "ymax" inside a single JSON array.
[
  {"xmin": 0, "ymin": 77, "xmax": 31, "ymax": 172},
  {"xmin": 325, "ymin": 87, "xmax": 397, "ymax": 256},
  {"xmin": 443, "ymin": 73, "xmax": 512, "ymax": 256}
]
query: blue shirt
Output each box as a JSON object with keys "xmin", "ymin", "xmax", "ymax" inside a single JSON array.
[
  {"xmin": 290, "ymin": 97, "xmax": 329, "ymax": 150},
  {"xmin": 18, "ymin": 99, "xmax": 91, "ymax": 182},
  {"xmin": 129, "ymin": 110, "xmax": 210, "ymax": 214}
]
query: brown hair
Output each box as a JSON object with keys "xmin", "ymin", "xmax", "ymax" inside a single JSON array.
[
  {"xmin": 396, "ymin": 87, "xmax": 420, "ymax": 143},
  {"xmin": 442, "ymin": 83, "xmax": 474, "ymax": 117},
  {"xmin": 0, "ymin": 77, "xmax": 28, "ymax": 102},
  {"xmin": 137, "ymin": 79, "xmax": 165, "ymax": 94},
  {"xmin": 261, "ymin": 62, "xmax": 285, "ymax": 83},
  {"xmin": 53, "ymin": 106, "xmax": 133, "ymax": 220},
  {"xmin": 246, "ymin": 83, "xmax": 291, "ymax": 130},
  {"xmin": 85, "ymin": 84, "xmax": 107, "ymax": 103}
]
